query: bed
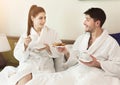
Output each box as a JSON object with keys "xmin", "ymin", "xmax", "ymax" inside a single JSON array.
[{"xmin": 0, "ymin": 32, "xmax": 120, "ymax": 85}]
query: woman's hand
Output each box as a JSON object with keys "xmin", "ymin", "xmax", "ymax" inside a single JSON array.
[
  {"xmin": 44, "ymin": 44, "xmax": 52, "ymax": 55},
  {"xmin": 79, "ymin": 55, "xmax": 101, "ymax": 68},
  {"xmin": 24, "ymin": 36, "xmax": 32, "ymax": 50}
]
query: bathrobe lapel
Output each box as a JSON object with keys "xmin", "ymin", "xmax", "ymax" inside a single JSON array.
[{"xmin": 88, "ymin": 30, "xmax": 108, "ymax": 55}]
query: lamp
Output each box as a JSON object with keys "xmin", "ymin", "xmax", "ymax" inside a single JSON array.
[
  {"xmin": 0, "ymin": 34, "xmax": 11, "ymax": 52},
  {"xmin": 0, "ymin": 34, "xmax": 11, "ymax": 68}
]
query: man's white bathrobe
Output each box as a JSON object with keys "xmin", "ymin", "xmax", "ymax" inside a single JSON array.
[
  {"xmin": 0, "ymin": 26, "xmax": 66, "ymax": 85},
  {"xmin": 26, "ymin": 30, "xmax": 120, "ymax": 85}
]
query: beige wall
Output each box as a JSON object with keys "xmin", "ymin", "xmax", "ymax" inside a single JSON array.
[{"xmin": 0, "ymin": 0, "xmax": 120, "ymax": 40}]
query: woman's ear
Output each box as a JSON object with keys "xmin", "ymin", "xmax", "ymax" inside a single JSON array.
[{"xmin": 31, "ymin": 16, "xmax": 34, "ymax": 22}]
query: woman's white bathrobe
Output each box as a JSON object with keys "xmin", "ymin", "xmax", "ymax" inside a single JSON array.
[
  {"xmin": 14, "ymin": 26, "xmax": 65, "ymax": 72},
  {"xmin": 0, "ymin": 26, "xmax": 65, "ymax": 85},
  {"xmin": 26, "ymin": 30, "xmax": 120, "ymax": 85}
]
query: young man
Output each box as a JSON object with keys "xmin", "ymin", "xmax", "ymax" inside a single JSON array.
[
  {"xmin": 54, "ymin": 7, "xmax": 120, "ymax": 85},
  {"xmin": 63, "ymin": 7, "xmax": 120, "ymax": 75}
]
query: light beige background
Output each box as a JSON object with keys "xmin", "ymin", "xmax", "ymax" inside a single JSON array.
[{"xmin": 0, "ymin": 0, "xmax": 120, "ymax": 39}]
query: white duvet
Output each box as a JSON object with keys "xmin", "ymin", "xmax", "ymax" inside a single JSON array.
[
  {"xmin": 26, "ymin": 30, "xmax": 120, "ymax": 85},
  {"xmin": 0, "ymin": 29, "xmax": 120, "ymax": 85}
]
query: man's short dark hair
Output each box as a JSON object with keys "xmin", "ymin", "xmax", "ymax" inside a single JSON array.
[{"xmin": 84, "ymin": 7, "xmax": 106, "ymax": 27}]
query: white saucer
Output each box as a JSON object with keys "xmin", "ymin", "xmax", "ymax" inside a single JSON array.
[{"xmin": 78, "ymin": 52, "xmax": 93, "ymax": 62}]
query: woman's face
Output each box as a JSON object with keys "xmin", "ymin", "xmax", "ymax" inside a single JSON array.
[{"xmin": 32, "ymin": 12, "xmax": 46, "ymax": 30}]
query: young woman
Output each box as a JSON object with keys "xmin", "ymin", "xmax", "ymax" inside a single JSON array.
[{"xmin": 0, "ymin": 5, "xmax": 66, "ymax": 85}]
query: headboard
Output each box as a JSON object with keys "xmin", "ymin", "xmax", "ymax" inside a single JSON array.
[
  {"xmin": 2, "ymin": 36, "xmax": 75, "ymax": 67},
  {"xmin": 110, "ymin": 33, "xmax": 120, "ymax": 46},
  {"xmin": 2, "ymin": 32, "xmax": 119, "ymax": 67}
]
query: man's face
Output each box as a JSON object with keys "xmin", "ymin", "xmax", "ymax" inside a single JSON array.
[{"xmin": 83, "ymin": 15, "xmax": 96, "ymax": 32}]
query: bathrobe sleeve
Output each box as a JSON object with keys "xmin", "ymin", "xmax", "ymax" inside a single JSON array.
[
  {"xmin": 45, "ymin": 28, "xmax": 66, "ymax": 72},
  {"xmin": 100, "ymin": 40, "xmax": 120, "ymax": 78},
  {"xmin": 14, "ymin": 33, "xmax": 30, "ymax": 63},
  {"xmin": 61, "ymin": 35, "xmax": 84, "ymax": 69}
]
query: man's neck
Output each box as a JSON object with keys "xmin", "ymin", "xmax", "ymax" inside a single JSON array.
[
  {"xmin": 88, "ymin": 28, "xmax": 103, "ymax": 48},
  {"xmin": 91, "ymin": 28, "xmax": 103, "ymax": 39}
]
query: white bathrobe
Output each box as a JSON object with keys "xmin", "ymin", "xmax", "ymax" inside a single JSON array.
[
  {"xmin": 14, "ymin": 26, "xmax": 65, "ymax": 72},
  {"xmin": 0, "ymin": 26, "xmax": 66, "ymax": 85},
  {"xmin": 26, "ymin": 30, "xmax": 120, "ymax": 85}
]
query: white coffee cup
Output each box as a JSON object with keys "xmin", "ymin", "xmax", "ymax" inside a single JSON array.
[{"xmin": 78, "ymin": 52, "xmax": 92, "ymax": 62}]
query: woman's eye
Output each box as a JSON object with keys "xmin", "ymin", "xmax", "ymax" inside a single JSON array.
[
  {"xmin": 39, "ymin": 17, "xmax": 46, "ymax": 20},
  {"xmin": 44, "ymin": 16, "xmax": 46, "ymax": 19},
  {"xmin": 39, "ymin": 17, "xmax": 43, "ymax": 19}
]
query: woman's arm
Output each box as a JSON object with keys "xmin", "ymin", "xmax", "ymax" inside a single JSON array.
[{"xmin": 14, "ymin": 34, "xmax": 30, "ymax": 63}]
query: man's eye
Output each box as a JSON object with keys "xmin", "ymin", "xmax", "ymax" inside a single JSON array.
[{"xmin": 86, "ymin": 19, "xmax": 90, "ymax": 22}]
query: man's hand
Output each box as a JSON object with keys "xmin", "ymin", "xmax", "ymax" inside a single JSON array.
[
  {"xmin": 80, "ymin": 55, "xmax": 101, "ymax": 68},
  {"xmin": 56, "ymin": 46, "xmax": 69, "ymax": 60},
  {"xmin": 56, "ymin": 46, "xmax": 66, "ymax": 53}
]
